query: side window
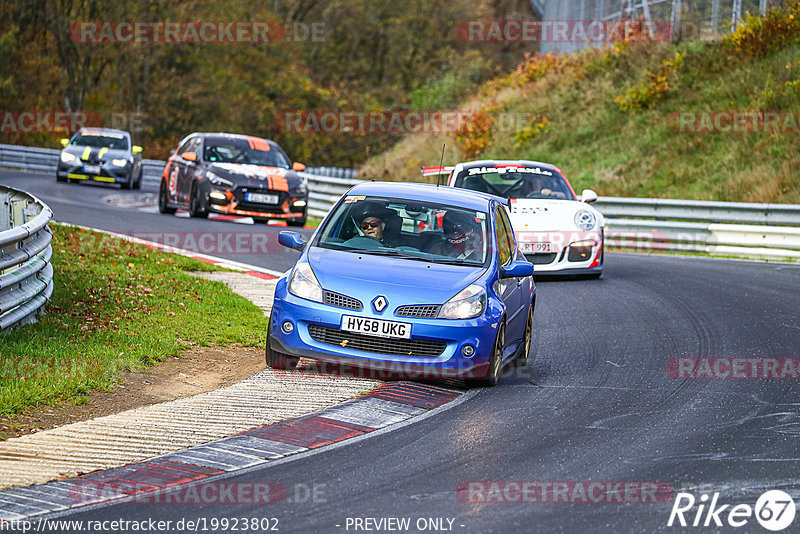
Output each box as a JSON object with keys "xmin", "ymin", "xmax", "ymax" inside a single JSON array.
[
  {"xmin": 190, "ymin": 137, "xmax": 203, "ymax": 158},
  {"xmin": 177, "ymin": 137, "xmax": 195, "ymax": 155},
  {"xmin": 495, "ymin": 207, "xmax": 513, "ymax": 266},
  {"xmin": 498, "ymin": 206, "xmax": 516, "ymax": 260}
]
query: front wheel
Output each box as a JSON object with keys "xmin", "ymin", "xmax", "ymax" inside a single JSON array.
[
  {"xmin": 189, "ymin": 183, "xmax": 208, "ymax": 218},
  {"xmin": 265, "ymin": 319, "xmax": 300, "ymax": 370},
  {"xmin": 468, "ymin": 322, "xmax": 505, "ymax": 387},
  {"xmin": 287, "ymin": 216, "xmax": 306, "ymax": 227},
  {"xmin": 158, "ymin": 180, "xmax": 176, "ymax": 214},
  {"xmin": 134, "ymin": 168, "xmax": 143, "ymax": 190},
  {"xmin": 123, "ymin": 171, "xmax": 134, "ymax": 190}
]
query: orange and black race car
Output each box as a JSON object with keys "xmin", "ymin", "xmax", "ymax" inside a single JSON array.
[{"xmin": 158, "ymin": 132, "xmax": 308, "ymax": 226}]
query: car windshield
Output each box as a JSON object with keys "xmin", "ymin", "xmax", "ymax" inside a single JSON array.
[
  {"xmin": 70, "ymin": 133, "xmax": 128, "ymax": 150},
  {"xmin": 454, "ymin": 165, "xmax": 575, "ymax": 200},
  {"xmin": 203, "ymin": 138, "xmax": 290, "ymax": 168},
  {"xmin": 316, "ymin": 196, "xmax": 490, "ymax": 266}
]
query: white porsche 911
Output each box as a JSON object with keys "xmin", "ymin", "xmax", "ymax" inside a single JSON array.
[{"xmin": 424, "ymin": 160, "xmax": 604, "ymax": 277}]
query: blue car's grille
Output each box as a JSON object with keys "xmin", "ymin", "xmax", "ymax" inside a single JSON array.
[
  {"xmin": 323, "ymin": 291, "xmax": 362, "ymax": 311},
  {"xmin": 395, "ymin": 305, "xmax": 440, "ymax": 319},
  {"xmin": 308, "ymin": 325, "xmax": 446, "ymax": 358}
]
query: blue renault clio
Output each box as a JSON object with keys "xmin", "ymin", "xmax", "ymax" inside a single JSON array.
[{"xmin": 268, "ymin": 182, "xmax": 535, "ymax": 386}]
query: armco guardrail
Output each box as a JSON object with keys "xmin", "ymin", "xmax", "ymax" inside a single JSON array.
[
  {"xmin": 2, "ymin": 143, "xmax": 800, "ymax": 260},
  {"xmin": 0, "ymin": 185, "xmax": 54, "ymax": 330},
  {"xmin": 597, "ymin": 197, "xmax": 800, "ymax": 261}
]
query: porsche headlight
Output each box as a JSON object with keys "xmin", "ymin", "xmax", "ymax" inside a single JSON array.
[
  {"xmin": 111, "ymin": 158, "xmax": 128, "ymax": 167},
  {"xmin": 575, "ymin": 209, "xmax": 596, "ymax": 231},
  {"xmin": 60, "ymin": 152, "xmax": 76, "ymax": 163},
  {"xmin": 207, "ymin": 171, "xmax": 233, "ymax": 188},
  {"xmin": 438, "ymin": 284, "xmax": 486, "ymax": 320},
  {"xmin": 288, "ymin": 262, "xmax": 323, "ymax": 303}
]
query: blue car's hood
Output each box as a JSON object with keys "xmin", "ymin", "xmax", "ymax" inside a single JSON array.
[{"xmin": 307, "ymin": 247, "xmax": 485, "ymax": 306}]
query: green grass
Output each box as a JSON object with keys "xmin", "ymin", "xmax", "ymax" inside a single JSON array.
[
  {"xmin": 359, "ymin": 7, "xmax": 800, "ymax": 205},
  {"xmin": 0, "ymin": 224, "xmax": 268, "ymax": 416}
]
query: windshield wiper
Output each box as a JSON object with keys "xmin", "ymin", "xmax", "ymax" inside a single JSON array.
[{"xmin": 425, "ymin": 257, "xmax": 482, "ymax": 266}]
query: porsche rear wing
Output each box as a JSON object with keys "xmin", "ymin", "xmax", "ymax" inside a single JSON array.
[{"xmin": 421, "ymin": 166, "xmax": 455, "ymax": 177}]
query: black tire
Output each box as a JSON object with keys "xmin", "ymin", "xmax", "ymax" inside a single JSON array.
[
  {"xmin": 287, "ymin": 216, "xmax": 306, "ymax": 227},
  {"xmin": 513, "ymin": 306, "xmax": 534, "ymax": 368},
  {"xmin": 469, "ymin": 322, "xmax": 505, "ymax": 387},
  {"xmin": 134, "ymin": 168, "xmax": 142, "ymax": 190},
  {"xmin": 56, "ymin": 173, "xmax": 66, "ymax": 183},
  {"xmin": 189, "ymin": 183, "xmax": 208, "ymax": 218},
  {"xmin": 265, "ymin": 319, "xmax": 300, "ymax": 370},
  {"xmin": 158, "ymin": 180, "xmax": 177, "ymax": 214},
  {"xmin": 123, "ymin": 171, "xmax": 134, "ymax": 190}
]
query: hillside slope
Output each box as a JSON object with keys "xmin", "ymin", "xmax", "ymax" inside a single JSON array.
[{"xmin": 360, "ymin": 3, "xmax": 800, "ymax": 204}]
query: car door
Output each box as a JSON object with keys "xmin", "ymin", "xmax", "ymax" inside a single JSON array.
[
  {"xmin": 495, "ymin": 205, "xmax": 526, "ymax": 347},
  {"xmin": 176, "ymin": 136, "xmax": 202, "ymax": 205}
]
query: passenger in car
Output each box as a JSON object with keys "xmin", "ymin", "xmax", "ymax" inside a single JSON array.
[{"xmin": 428, "ymin": 210, "xmax": 483, "ymax": 261}]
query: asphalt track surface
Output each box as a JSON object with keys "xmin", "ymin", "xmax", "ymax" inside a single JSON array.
[{"xmin": 4, "ymin": 170, "xmax": 800, "ymax": 533}]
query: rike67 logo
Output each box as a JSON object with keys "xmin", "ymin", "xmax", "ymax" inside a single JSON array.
[{"xmin": 668, "ymin": 490, "xmax": 796, "ymax": 531}]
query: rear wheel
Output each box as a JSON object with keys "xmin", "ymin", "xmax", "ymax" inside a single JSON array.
[
  {"xmin": 265, "ymin": 319, "xmax": 300, "ymax": 371},
  {"xmin": 513, "ymin": 307, "xmax": 534, "ymax": 368},
  {"xmin": 134, "ymin": 168, "xmax": 142, "ymax": 190},
  {"xmin": 158, "ymin": 180, "xmax": 176, "ymax": 214},
  {"xmin": 469, "ymin": 322, "xmax": 505, "ymax": 387}
]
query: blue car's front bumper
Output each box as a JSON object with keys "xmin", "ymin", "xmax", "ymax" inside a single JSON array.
[{"xmin": 269, "ymin": 278, "xmax": 503, "ymax": 380}]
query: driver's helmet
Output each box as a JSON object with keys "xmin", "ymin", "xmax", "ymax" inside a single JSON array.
[{"xmin": 442, "ymin": 210, "xmax": 479, "ymax": 243}]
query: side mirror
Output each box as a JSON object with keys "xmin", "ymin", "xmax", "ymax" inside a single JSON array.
[
  {"xmin": 293, "ymin": 162, "xmax": 306, "ymax": 172},
  {"xmin": 181, "ymin": 151, "xmax": 197, "ymax": 162},
  {"xmin": 60, "ymin": 138, "xmax": 69, "ymax": 147},
  {"xmin": 278, "ymin": 231, "xmax": 307, "ymax": 251},
  {"xmin": 132, "ymin": 145, "xmax": 143, "ymax": 155},
  {"xmin": 500, "ymin": 260, "xmax": 534, "ymax": 279},
  {"xmin": 581, "ymin": 189, "xmax": 598, "ymax": 203}
]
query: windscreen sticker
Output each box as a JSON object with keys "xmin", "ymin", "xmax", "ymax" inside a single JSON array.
[
  {"xmin": 467, "ymin": 166, "xmax": 553, "ymax": 176},
  {"xmin": 475, "ymin": 212, "xmax": 486, "ymax": 219},
  {"xmin": 344, "ymin": 195, "xmax": 366, "ymax": 204}
]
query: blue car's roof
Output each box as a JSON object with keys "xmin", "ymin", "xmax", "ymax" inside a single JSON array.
[{"xmin": 346, "ymin": 181, "xmax": 504, "ymax": 211}]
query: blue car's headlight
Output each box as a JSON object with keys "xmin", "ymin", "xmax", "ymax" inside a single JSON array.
[
  {"xmin": 288, "ymin": 262, "xmax": 323, "ymax": 303},
  {"xmin": 207, "ymin": 171, "xmax": 233, "ymax": 188},
  {"xmin": 438, "ymin": 284, "xmax": 486, "ymax": 320},
  {"xmin": 60, "ymin": 152, "xmax": 76, "ymax": 163}
]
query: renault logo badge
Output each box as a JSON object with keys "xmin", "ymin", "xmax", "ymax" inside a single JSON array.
[{"xmin": 372, "ymin": 296, "xmax": 387, "ymax": 313}]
